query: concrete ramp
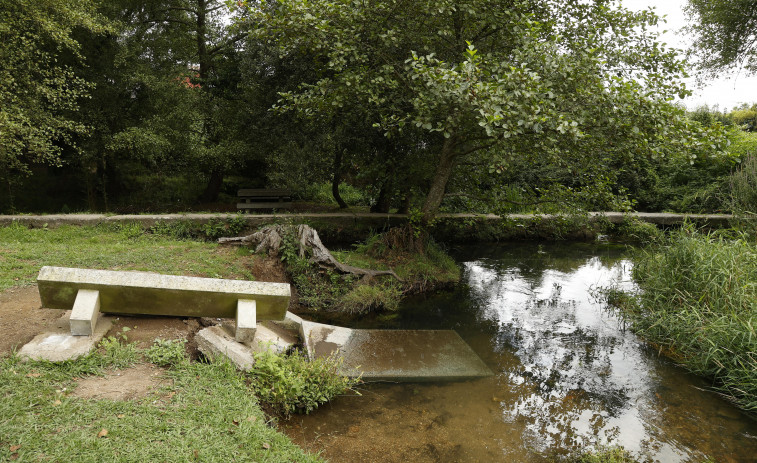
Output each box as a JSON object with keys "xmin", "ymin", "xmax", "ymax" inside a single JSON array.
[{"xmin": 300, "ymin": 320, "xmax": 493, "ymax": 382}]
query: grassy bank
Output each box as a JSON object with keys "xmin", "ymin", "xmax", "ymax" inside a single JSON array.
[
  {"xmin": 0, "ymin": 222, "xmax": 255, "ymax": 290},
  {"xmin": 606, "ymin": 227, "xmax": 757, "ymax": 411},
  {"xmin": 0, "ymin": 338, "xmax": 337, "ymax": 462},
  {"xmin": 284, "ymin": 229, "xmax": 461, "ymax": 314}
]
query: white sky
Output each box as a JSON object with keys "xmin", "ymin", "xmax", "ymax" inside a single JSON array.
[{"xmin": 621, "ymin": 0, "xmax": 757, "ymax": 110}]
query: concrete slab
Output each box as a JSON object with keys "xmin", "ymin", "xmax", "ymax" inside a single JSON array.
[
  {"xmin": 37, "ymin": 266, "xmax": 290, "ymax": 320},
  {"xmin": 301, "ymin": 321, "xmax": 493, "ymax": 382},
  {"xmin": 18, "ymin": 312, "xmax": 113, "ymax": 362},
  {"xmin": 196, "ymin": 325, "xmax": 255, "ymax": 371},
  {"xmin": 247, "ymin": 321, "xmax": 298, "ymax": 354}
]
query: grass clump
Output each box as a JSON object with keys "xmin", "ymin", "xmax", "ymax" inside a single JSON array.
[
  {"xmin": 0, "ymin": 222, "xmax": 255, "ymax": 290},
  {"xmin": 607, "ymin": 226, "xmax": 757, "ymax": 411},
  {"xmin": 248, "ymin": 350, "xmax": 360, "ymax": 416}
]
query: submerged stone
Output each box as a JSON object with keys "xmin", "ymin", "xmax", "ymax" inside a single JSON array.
[{"xmin": 301, "ymin": 320, "xmax": 493, "ymax": 381}]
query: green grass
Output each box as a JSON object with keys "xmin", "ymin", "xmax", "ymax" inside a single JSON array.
[
  {"xmin": 0, "ymin": 222, "xmax": 256, "ymax": 290},
  {"xmin": 608, "ymin": 226, "xmax": 757, "ymax": 411},
  {"xmin": 0, "ymin": 339, "xmax": 327, "ymax": 462}
]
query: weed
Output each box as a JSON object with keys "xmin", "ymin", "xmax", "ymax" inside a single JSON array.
[
  {"xmin": 144, "ymin": 338, "xmax": 188, "ymax": 367},
  {"xmin": 248, "ymin": 350, "xmax": 360, "ymax": 416}
]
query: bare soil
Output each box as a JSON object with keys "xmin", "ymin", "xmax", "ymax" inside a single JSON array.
[
  {"xmin": 0, "ymin": 286, "xmax": 62, "ymax": 354},
  {"xmin": 73, "ymin": 364, "xmax": 171, "ymax": 400}
]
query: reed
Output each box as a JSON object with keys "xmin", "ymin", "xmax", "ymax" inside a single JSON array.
[{"xmin": 620, "ymin": 226, "xmax": 757, "ymax": 411}]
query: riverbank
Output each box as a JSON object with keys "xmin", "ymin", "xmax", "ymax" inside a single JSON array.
[{"xmin": 0, "ymin": 211, "xmax": 735, "ymax": 243}]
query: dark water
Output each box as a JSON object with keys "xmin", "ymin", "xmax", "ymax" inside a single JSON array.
[{"xmin": 285, "ymin": 242, "xmax": 757, "ymax": 462}]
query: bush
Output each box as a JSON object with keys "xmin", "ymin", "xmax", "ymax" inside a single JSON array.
[
  {"xmin": 249, "ymin": 350, "xmax": 360, "ymax": 416},
  {"xmin": 609, "ymin": 227, "xmax": 757, "ymax": 411}
]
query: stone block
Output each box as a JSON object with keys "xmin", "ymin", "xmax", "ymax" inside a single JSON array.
[
  {"xmin": 19, "ymin": 312, "xmax": 113, "ymax": 362},
  {"xmin": 196, "ymin": 325, "xmax": 255, "ymax": 371},
  {"xmin": 235, "ymin": 299, "xmax": 257, "ymax": 343},
  {"xmin": 70, "ymin": 289, "xmax": 100, "ymax": 336},
  {"xmin": 37, "ymin": 266, "xmax": 290, "ymax": 320}
]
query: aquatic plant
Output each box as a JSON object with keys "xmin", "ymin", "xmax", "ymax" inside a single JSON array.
[{"xmin": 610, "ymin": 226, "xmax": 757, "ymax": 411}]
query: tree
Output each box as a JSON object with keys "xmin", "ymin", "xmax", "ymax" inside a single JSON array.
[
  {"xmin": 685, "ymin": 0, "xmax": 757, "ymax": 75},
  {"xmin": 0, "ymin": 0, "xmax": 109, "ymax": 208},
  {"xmin": 248, "ymin": 0, "xmax": 714, "ymax": 220}
]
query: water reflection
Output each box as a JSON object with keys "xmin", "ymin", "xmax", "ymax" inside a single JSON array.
[{"xmin": 285, "ymin": 243, "xmax": 757, "ymax": 463}]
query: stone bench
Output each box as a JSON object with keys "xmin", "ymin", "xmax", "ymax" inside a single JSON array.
[{"xmin": 37, "ymin": 266, "xmax": 291, "ymax": 343}]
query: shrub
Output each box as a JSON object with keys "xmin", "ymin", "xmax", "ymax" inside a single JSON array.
[{"xmin": 249, "ymin": 350, "xmax": 360, "ymax": 416}]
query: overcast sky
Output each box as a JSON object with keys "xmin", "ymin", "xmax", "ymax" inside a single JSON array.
[{"xmin": 621, "ymin": 0, "xmax": 757, "ymax": 110}]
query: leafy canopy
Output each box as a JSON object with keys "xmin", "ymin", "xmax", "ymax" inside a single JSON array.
[
  {"xmin": 685, "ymin": 0, "xmax": 757, "ymax": 75},
  {"xmin": 247, "ymin": 0, "xmax": 727, "ymax": 215},
  {"xmin": 0, "ymin": 0, "xmax": 110, "ymax": 175}
]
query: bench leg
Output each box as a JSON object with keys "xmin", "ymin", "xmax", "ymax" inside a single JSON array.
[
  {"xmin": 235, "ymin": 299, "xmax": 257, "ymax": 344},
  {"xmin": 70, "ymin": 289, "xmax": 100, "ymax": 336}
]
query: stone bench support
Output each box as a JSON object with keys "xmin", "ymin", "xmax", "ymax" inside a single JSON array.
[
  {"xmin": 70, "ymin": 289, "xmax": 101, "ymax": 336},
  {"xmin": 235, "ymin": 299, "xmax": 257, "ymax": 343}
]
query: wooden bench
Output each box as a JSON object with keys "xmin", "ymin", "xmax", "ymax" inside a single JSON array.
[
  {"xmin": 37, "ymin": 266, "xmax": 291, "ymax": 343},
  {"xmin": 237, "ymin": 188, "xmax": 293, "ymax": 211}
]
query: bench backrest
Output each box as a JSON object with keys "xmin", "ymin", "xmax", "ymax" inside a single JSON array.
[
  {"xmin": 237, "ymin": 188, "xmax": 291, "ymax": 198},
  {"xmin": 37, "ymin": 266, "xmax": 290, "ymax": 320}
]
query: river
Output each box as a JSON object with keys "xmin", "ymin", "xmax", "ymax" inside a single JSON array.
[{"xmin": 284, "ymin": 242, "xmax": 757, "ymax": 462}]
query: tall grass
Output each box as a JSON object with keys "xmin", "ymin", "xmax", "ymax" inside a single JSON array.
[{"xmin": 616, "ymin": 226, "xmax": 757, "ymax": 411}]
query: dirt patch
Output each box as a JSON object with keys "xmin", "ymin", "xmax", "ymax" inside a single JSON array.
[
  {"xmin": 251, "ymin": 256, "xmax": 289, "ymax": 283},
  {"xmin": 108, "ymin": 316, "xmax": 202, "ymax": 359},
  {"xmin": 73, "ymin": 364, "xmax": 171, "ymax": 400},
  {"xmin": 0, "ymin": 286, "xmax": 64, "ymax": 355}
]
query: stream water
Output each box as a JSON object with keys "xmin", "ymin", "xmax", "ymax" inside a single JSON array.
[{"xmin": 284, "ymin": 242, "xmax": 757, "ymax": 462}]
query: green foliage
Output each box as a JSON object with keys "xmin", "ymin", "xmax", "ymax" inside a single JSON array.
[
  {"xmin": 610, "ymin": 216, "xmax": 662, "ymax": 243},
  {"xmin": 0, "ymin": 0, "xmax": 110, "ymax": 182},
  {"xmin": 250, "ymin": 0, "xmax": 722, "ymax": 217},
  {"xmin": 300, "ymin": 182, "xmax": 371, "ymax": 207},
  {"xmin": 609, "ymin": 227, "xmax": 757, "ymax": 411},
  {"xmin": 686, "ymin": 0, "xmax": 757, "ymax": 74},
  {"xmin": 144, "ymin": 339, "xmax": 189, "ymax": 367},
  {"xmin": 340, "ymin": 284, "xmax": 402, "ymax": 314},
  {"xmin": 148, "ymin": 216, "xmax": 248, "ymax": 241},
  {"xmin": 248, "ymin": 350, "xmax": 360, "ymax": 416},
  {"xmin": 730, "ymin": 155, "xmax": 757, "ymax": 217}
]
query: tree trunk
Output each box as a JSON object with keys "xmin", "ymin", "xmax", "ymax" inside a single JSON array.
[
  {"xmin": 370, "ymin": 180, "xmax": 392, "ymax": 213},
  {"xmin": 200, "ymin": 169, "xmax": 224, "ymax": 202},
  {"xmin": 332, "ymin": 149, "xmax": 348, "ymax": 208},
  {"xmin": 421, "ymin": 136, "xmax": 457, "ymax": 219}
]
